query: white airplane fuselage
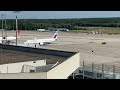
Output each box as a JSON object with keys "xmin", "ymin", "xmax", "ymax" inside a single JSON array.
[
  {"xmin": 24, "ymin": 38, "xmax": 56, "ymax": 45},
  {"xmin": 24, "ymin": 31, "xmax": 58, "ymax": 46},
  {"xmin": 0, "ymin": 30, "xmax": 20, "ymax": 44},
  {"xmin": 0, "ymin": 37, "xmax": 16, "ymax": 41}
]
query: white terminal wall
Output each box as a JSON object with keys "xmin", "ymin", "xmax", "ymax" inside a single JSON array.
[
  {"xmin": 47, "ymin": 52, "xmax": 80, "ymax": 79},
  {"xmin": 0, "ymin": 52, "xmax": 80, "ymax": 79},
  {"xmin": 0, "ymin": 72, "xmax": 47, "ymax": 79},
  {"xmin": 0, "ymin": 60, "xmax": 46, "ymax": 73}
]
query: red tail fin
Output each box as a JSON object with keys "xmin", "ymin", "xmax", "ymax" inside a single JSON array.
[
  {"xmin": 14, "ymin": 29, "xmax": 20, "ymax": 38},
  {"xmin": 17, "ymin": 29, "xmax": 20, "ymax": 38},
  {"xmin": 53, "ymin": 34, "xmax": 57, "ymax": 39},
  {"xmin": 53, "ymin": 31, "xmax": 58, "ymax": 40}
]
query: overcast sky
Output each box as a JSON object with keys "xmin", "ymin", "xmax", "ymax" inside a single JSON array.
[{"xmin": 0, "ymin": 11, "xmax": 120, "ymax": 19}]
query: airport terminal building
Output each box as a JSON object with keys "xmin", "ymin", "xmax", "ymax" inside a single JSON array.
[{"xmin": 0, "ymin": 44, "xmax": 80, "ymax": 79}]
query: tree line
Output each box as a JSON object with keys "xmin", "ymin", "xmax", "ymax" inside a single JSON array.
[{"xmin": 0, "ymin": 18, "xmax": 120, "ymax": 30}]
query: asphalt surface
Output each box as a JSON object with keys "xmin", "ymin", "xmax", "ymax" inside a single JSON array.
[{"xmin": 1, "ymin": 30, "xmax": 120, "ymax": 72}]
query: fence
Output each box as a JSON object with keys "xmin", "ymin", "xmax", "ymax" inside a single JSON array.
[{"xmin": 78, "ymin": 61, "xmax": 120, "ymax": 79}]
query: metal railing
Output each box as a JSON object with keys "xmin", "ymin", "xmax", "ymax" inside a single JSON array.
[
  {"xmin": 21, "ymin": 64, "xmax": 36, "ymax": 73},
  {"xmin": 79, "ymin": 61, "xmax": 120, "ymax": 79}
]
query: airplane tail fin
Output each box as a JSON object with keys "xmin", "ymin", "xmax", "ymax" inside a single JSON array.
[
  {"xmin": 17, "ymin": 29, "xmax": 20, "ymax": 38},
  {"xmin": 14, "ymin": 29, "xmax": 20, "ymax": 38},
  {"xmin": 53, "ymin": 30, "xmax": 58, "ymax": 40}
]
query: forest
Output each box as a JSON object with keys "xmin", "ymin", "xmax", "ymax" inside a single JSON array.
[{"xmin": 1, "ymin": 17, "xmax": 120, "ymax": 30}]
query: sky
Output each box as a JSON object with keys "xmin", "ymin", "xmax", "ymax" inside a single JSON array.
[{"xmin": 0, "ymin": 11, "xmax": 120, "ymax": 19}]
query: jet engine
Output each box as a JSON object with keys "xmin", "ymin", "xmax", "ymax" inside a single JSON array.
[{"xmin": 39, "ymin": 42, "xmax": 44, "ymax": 46}]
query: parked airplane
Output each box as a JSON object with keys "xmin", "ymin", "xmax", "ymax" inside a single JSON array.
[
  {"xmin": 0, "ymin": 30, "xmax": 20, "ymax": 44},
  {"xmin": 24, "ymin": 30, "xmax": 59, "ymax": 46}
]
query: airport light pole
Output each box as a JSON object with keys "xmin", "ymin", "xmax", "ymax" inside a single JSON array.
[
  {"xmin": 25, "ymin": 19, "xmax": 27, "ymax": 31},
  {"xmin": 13, "ymin": 11, "xmax": 20, "ymax": 46},
  {"xmin": 1, "ymin": 14, "xmax": 6, "ymax": 44},
  {"xmin": 16, "ymin": 15, "xmax": 18, "ymax": 46},
  {"xmin": 1, "ymin": 14, "xmax": 3, "ymax": 44},
  {"xmin": 5, "ymin": 15, "xmax": 6, "ymax": 39}
]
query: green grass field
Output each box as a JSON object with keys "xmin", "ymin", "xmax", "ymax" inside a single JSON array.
[{"xmin": 70, "ymin": 27, "xmax": 120, "ymax": 34}]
